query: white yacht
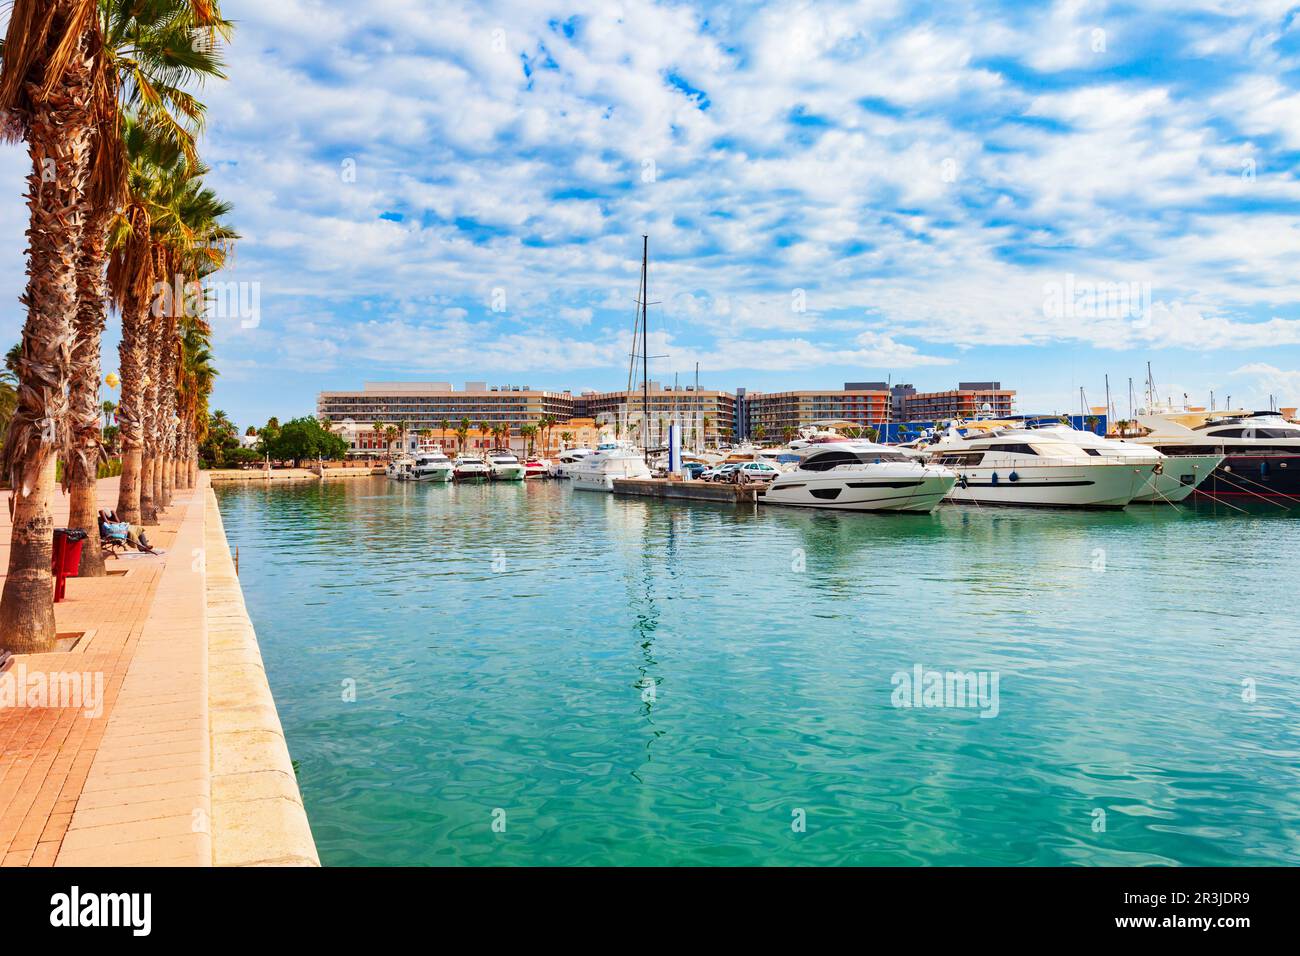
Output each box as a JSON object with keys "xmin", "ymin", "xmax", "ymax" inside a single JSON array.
[
  {"xmin": 386, "ymin": 456, "xmax": 415, "ymax": 480},
  {"xmin": 524, "ymin": 458, "xmax": 549, "ymax": 479},
  {"xmin": 569, "ymin": 440, "xmax": 652, "ymax": 491},
  {"xmin": 1023, "ymin": 424, "xmax": 1221, "ymax": 503},
  {"xmin": 1130, "ymin": 410, "xmax": 1300, "ymax": 502},
  {"xmin": 487, "ymin": 449, "xmax": 526, "ymax": 481},
  {"xmin": 409, "ymin": 449, "xmax": 454, "ymax": 482},
  {"xmin": 763, "ymin": 440, "xmax": 956, "ymax": 513},
  {"xmin": 453, "ymin": 454, "xmax": 490, "ymax": 482},
  {"xmin": 548, "ymin": 447, "xmax": 593, "ymax": 478},
  {"xmin": 926, "ymin": 425, "xmax": 1158, "ymax": 508}
]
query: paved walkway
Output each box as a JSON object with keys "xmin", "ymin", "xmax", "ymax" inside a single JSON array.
[{"xmin": 0, "ymin": 474, "xmax": 317, "ymax": 866}]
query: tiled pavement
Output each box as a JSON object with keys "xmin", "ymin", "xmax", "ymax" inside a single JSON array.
[{"xmin": 0, "ymin": 474, "xmax": 317, "ymax": 866}]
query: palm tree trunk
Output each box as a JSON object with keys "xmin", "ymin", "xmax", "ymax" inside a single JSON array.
[
  {"xmin": 139, "ymin": 310, "xmax": 162, "ymax": 524},
  {"xmin": 0, "ymin": 22, "xmax": 94, "ymax": 652},
  {"xmin": 66, "ymin": 211, "xmax": 110, "ymax": 576},
  {"xmin": 115, "ymin": 297, "xmax": 149, "ymax": 523}
]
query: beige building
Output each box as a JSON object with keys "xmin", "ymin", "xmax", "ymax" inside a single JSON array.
[
  {"xmin": 901, "ymin": 382, "xmax": 1016, "ymax": 421},
  {"xmin": 743, "ymin": 386, "xmax": 890, "ymax": 439},
  {"xmin": 579, "ymin": 387, "xmax": 738, "ymax": 448},
  {"xmin": 318, "ymin": 381, "xmax": 578, "ymax": 457}
]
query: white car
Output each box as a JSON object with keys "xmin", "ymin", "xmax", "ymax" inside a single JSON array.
[{"xmin": 708, "ymin": 461, "xmax": 779, "ymax": 483}]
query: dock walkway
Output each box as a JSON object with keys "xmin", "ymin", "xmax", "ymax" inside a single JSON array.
[{"xmin": 0, "ymin": 474, "xmax": 316, "ymax": 866}]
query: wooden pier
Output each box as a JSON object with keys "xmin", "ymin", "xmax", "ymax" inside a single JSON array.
[{"xmin": 612, "ymin": 477, "xmax": 763, "ymax": 504}]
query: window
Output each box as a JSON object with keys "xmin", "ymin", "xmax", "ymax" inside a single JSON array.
[
  {"xmin": 802, "ymin": 451, "xmax": 861, "ymax": 471},
  {"xmin": 937, "ymin": 452, "xmax": 985, "ymax": 466},
  {"xmin": 1209, "ymin": 428, "xmax": 1245, "ymax": 438},
  {"xmin": 983, "ymin": 443, "xmax": 1038, "ymax": 456}
]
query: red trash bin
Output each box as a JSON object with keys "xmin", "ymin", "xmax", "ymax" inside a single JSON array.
[{"xmin": 52, "ymin": 528, "xmax": 88, "ymax": 603}]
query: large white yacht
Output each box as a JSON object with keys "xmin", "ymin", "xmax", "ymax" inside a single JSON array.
[
  {"xmin": 569, "ymin": 440, "xmax": 652, "ymax": 492},
  {"xmin": 926, "ymin": 425, "xmax": 1157, "ymax": 508},
  {"xmin": 452, "ymin": 454, "xmax": 490, "ymax": 482},
  {"xmin": 763, "ymin": 440, "xmax": 956, "ymax": 512},
  {"xmin": 548, "ymin": 447, "xmax": 593, "ymax": 478},
  {"xmin": 487, "ymin": 449, "xmax": 526, "ymax": 481},
  {"xmin": 1130, "ymin": 410, "xmax": 1300, "ymax": 502},
  {"xmin": 409, "ymin": 448, "xmax": 454, "ymax": 482},
  {"xmin": 385, "ymin": 456, "xmax": 415, "ymax": 480},
  {"xmin": 1025, "ymin": 424, "xmax": 1222, "ymax": 503}
]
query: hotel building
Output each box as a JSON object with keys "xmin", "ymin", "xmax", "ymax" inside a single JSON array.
[
  {"xmin": 317, "ymin": 382, "xmax": 578, "ymax": 457},
  {"xmin": 742, "ymin": 385, "xmax": 891, "ymax": 440},
  {"xmin": 900, "ymin": 382, "xmax": 1017, "ymax": 421},
  {"xmin": 578, "ymin": 386, "xmax": 738, "ymax": 448}
]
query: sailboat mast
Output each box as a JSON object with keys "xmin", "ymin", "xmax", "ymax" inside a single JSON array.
[{"xmin": 641, "ymin": 235, "xmax": 650, "ymax": 462}]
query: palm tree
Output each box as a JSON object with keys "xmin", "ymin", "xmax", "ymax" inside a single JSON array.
[
  {"xmin": 383, "ymin": 425, "xmax": 398, "ymax": 459},
  {"xmin": 455, "ymin": 418, "xmax": 470, "ymax": 454},
  {"xmin": 371, "ymin": 420, "xmax": 385, "ymax": 458},
  {"xmin": 109, "ymin": 119, "xmax": 232, "ymax": 524},
  {"xmin": 64, "ymin": 1, "xmax": 229, "ymax": 562},
  {"xmin": 477, "ymin": 421, "xmax": 491, "ymax": 453},
  {"xmin": 753, "ymin": 424, "xmax": 766, "ymax": 443},
  {"xmin": 519, "ymin": 424, "xmax": 536, "ymax": 456},
  {"xmin": 0, "ymin": 1, "xmax": 104, "ymax": 647},
  {"xmin": 559, "ymin": 430, "xmax": 573, "ymax": 449}
]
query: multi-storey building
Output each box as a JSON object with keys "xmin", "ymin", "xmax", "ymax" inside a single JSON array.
[
  {"xmin": 744, "ymin": 385, "xmax": 891, "ymax": 439},
  {"xmin": 317, "ymin": 382, "xmax": 577, "ymax": 452},
  {"xmin": 577, "ymin": 386, "xmax": 738, "ymax": 448},
  {"xmin": 900, "ymin": 382, "xmax": 1017, "ymax": 421}
]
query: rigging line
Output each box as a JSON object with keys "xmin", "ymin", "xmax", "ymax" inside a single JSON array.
[
  {"xmin": 1203, "ymin": 470, "xmax": 1292, "ymax": 511},
  {"xmin": 1212, "ymin": 466, "xmax": 1300, "ymax": 506}
]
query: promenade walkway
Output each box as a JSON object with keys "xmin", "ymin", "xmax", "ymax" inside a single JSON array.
[{"xmin": 0, "ymin": 474, "xmax": 317, "ymax": 866}]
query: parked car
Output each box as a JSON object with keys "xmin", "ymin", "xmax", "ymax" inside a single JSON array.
[
  {"xmin": 683, "ymin": 461, "xmax": 707, "ymax": 479},
  {"xmin": 701, "ymin": 463, "xmax": 739, "ymax": 482},
  {"xmin": 730, "ymin": 461, "xmax": 780, "ymax": 482}
]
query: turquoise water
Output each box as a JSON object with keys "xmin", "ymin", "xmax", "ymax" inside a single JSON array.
[{"xmin": 215, "ymin": 478, "xmax": 1300, "ymax": 866}]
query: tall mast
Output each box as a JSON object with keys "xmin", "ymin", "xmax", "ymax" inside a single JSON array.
[{"xmin": 641, "ymin": 235, "xmax": 649, "ymax": 462}]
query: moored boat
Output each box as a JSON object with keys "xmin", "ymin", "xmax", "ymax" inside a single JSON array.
[
  {"xmin": 763, "ymin": 440, "xmax": 955, "ymax": 512},
  {"xmin": 926, "ymin": 425, "xmax": 1156, "ymax": 508},
  {"xmin": 453, "ymin": 455, "xmax": 490, "ymax": 481},
  {"xmin": 570, "ymin": 440, "xmax": 652, "ymax": 491}
]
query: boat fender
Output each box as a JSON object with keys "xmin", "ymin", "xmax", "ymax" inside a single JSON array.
[
  {"xmin": 991, "ymin": 472, "xmax": 999, "ymax": 485},
  {"xmin": 957, "ymin": 475, "xmax": 968, "ymax": 489},
  {"xmin": 1008, "ymin": 471, "xmax": 1019, "ymax": 482}
]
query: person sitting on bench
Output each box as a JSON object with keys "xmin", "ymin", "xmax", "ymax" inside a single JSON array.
[{"xmin": 99, "ymin": 510, "xmax": 154, "ymax": 553}]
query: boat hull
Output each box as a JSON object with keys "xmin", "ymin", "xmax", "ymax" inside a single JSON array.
[
  {"xmin": 453, "ymin": 468, "xmax": 489, "ymax": 482},
  {"xmin": 571, "ymin": 460, "xmax": 653, "ymax": 492},
  {"xmin": 409, "ymin": 468, "xmax": 453, "ymax": 482},
  {"xmin": 1131, "ymin": 455, "xmax": 1221, "ymax": 503},
  {"xmin": 490, "ymin": 466, "xmax": 526, "ymax": 481},
  {"xmin": 944, "ymin": 462, "xmax": 1156, "ymax": 509},
  {"xmin": 1192, "ymin": 453, "xmax": 1300, "ymax": 501},
  {"xmin": 764, "ymin": 473, "xmax": 955, "ymax": 513}
]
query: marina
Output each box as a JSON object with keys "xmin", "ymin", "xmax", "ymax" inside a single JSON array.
[{"xmin": 215, "ymin": 475, "xmax": 1300, "ymax": 867}]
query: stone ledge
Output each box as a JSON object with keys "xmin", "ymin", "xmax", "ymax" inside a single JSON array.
[{"xmin": 205, "ymin": 488, "xmax": 320, "ymax": 867}]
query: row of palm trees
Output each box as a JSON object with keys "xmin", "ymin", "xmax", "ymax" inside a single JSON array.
[
  {"xmin": 0, "ymin": 1, "xmax": 234, "ymax": 653},
  {"xmin": 369, "ymin": 415, "xmax": 575, "ymax": 459}
]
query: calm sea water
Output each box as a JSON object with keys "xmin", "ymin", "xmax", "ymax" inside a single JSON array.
[{"xmin": 215, "ymin": 477, "xmax": 1300, "ymax": 866}]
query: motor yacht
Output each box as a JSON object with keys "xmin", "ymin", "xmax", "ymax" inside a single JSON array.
[
  {"xmin": 487, "ymin": 449, "xmax": 526, "ymax": 481},
  {"xmin": 408, "ymin": 448, "xmax": 453, "ymax": 482},
  {"xmin": 524, "ymin": 458, "xmax": 549, "ymax": 479},
  {"xmin": 763, "ymin": 440, "xmax": 956, "ymax": 513},
  {"xmin": 548, "ymin": 447, "xmax": 593, "ymax": 478},
  {"xmin": 452, "ymin": 454, "xmax": 491, "ymax": 482},
  {"xmin": 926, "ymin": 425, "xmax": 1157, "ymax": 508},
  {"xmin": 1025, "ymin": 424, "xmax": 1222, "ymax": 503},
  {"xmin": 385, "ymin": 456, "xmax": 415, "ymax": 480},
  {"xmin": 569, "ymin": 440, "xmax": 652, "ymax": 491},
  {"xmin": 1130, "ymin": 410, "xmax": 1300, "ymax": 502}
]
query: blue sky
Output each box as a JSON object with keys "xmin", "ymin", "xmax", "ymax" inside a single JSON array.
[{"xmin": 5, "ymin": 0, "xmax": 1300, "ymax": 431}]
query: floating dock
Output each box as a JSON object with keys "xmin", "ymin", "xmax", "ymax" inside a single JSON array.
[{"xmin": 612, "ymin": 477, "xmax": 763, "ymax": 503}]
